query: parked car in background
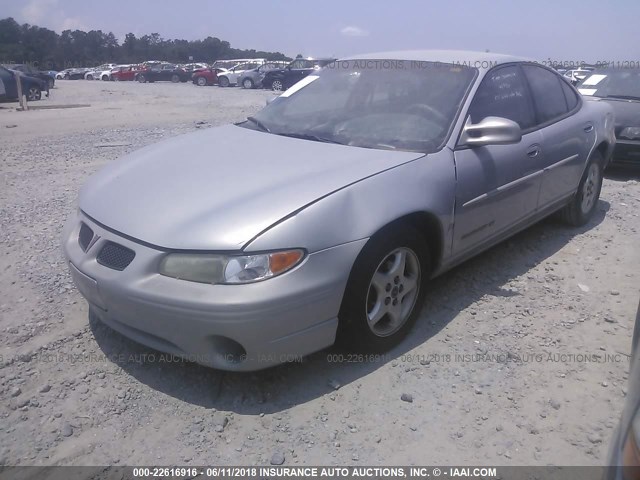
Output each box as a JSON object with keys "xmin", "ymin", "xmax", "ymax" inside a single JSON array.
[
  {"xmin": 136, "ymin": 64, "xmax": 190, "ymax": 83},
  {"xmin": 238, "ymin": 61, "xmax": 289, "ymax": 89},
  {"xmin": 63, "ymin": 68, "xmax": 91, "ymax": 80},
  {"xmin": 181, "ymin": 63, "xmax": 209, "ymax": 73},
  {"xmin": 603, "ymin": 300, "xmax": 640, "ymax": 480},
  {"xmin": 64, "ymin": 51, "xmax": 614, "ymax": 371},
  {"xmin": 5, "ymin": 64, "xmax": 55, "ymax": 89},
  {"xmin": 578, "ymin": 68, "xmax": 640, "ymax": 167},
  {"xmin": 192, "ymin": 67, "xmax": 227, "ymax": 86},
  {"xmin": 216, "ymin": 62, "xmax": 263, "ymax": 87},
  {"xmin": 0, "ymin": 66, "xmax": 47, "ymax": 101},
  {"xmin": 111, "ymin": 65, "xmax": 142, "ymax": 81},
  {"xmin": 85, "ymin": 64, "xmax": 117, "ymax": 81},
  {"xmin": 262, "ymin": 57, "xmax": 335, "ymax": 91},
  {"xmin": 212, "ymin": 58, "xmax": 266, "ymax": 70}
]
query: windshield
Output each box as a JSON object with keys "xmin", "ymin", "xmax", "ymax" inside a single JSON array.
[
  {"xmin": 578, "ymin": 70, "xmax": 640, "ymax": 99},
  {"xmin": 246, "ymin": 60, "xmax": 476, "ymax": 152}
]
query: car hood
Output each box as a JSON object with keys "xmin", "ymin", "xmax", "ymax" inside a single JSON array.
[{"xmin": 79, "ymin": 124, "xmax": 423, "ymax": 250}]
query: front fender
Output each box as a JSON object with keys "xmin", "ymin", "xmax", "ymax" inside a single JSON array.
[{"xmin": 244, "ymin": 149, "xmax": 456, "ymax": 257}]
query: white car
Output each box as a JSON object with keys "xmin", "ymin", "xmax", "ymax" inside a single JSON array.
[
  {"xmin": 217, "ymin": 62, "xmax": 263, "ymax": 87},
  {"xmin": 85, "ymin": 64, "xmax": 117, "ymax": 81}
]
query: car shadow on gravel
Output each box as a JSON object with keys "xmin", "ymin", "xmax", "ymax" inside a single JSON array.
[
  {"xmin": 89, "ymin": 201, "xmax": 610, "ymax": 414},
  {"xmin": 605, "ymin": 165, "xmax": 640, "ymax": 181}
]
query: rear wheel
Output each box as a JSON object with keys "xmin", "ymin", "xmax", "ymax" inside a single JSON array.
[
  {"xmin": 196, "ymin": 76, "xmax": 207, "ymax": 86},
  {"xmin": 271, "ymin": 79, "xmax": 283, "ymax": 92},
  {"xmin": 242, "ymin": 78, "xmax": 254, "ymax": 89},
  {"xmin": 86, "ymin": 74, "xmax": 94, "ymax": 80},
  {"xmin": 101, "ymin": 74, "xmax": 109, "ymax": 81},
  {"xmin": 171, "ymin": 74, "xmax": 180, "ymax": 83},
  {"xmin": 558, "ymin": 151, "xmax": 604, "ymax": 226},
  {"xmin": 137, "ymin": 74, "xmax": 146, "ymax": 83},
  {"xmin": 338, "ymin": 226, "xmax": 428, "ymax": 352},
  {"xmin": 219, "ymin": 76, "xmax": 230, "ymax": 87}
]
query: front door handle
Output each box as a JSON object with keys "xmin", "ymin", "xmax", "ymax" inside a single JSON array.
[
  {"xmin": 584, "ymin": 124, "xmax": 594, "ymax": 133},
  {"xmin": 527, "ymin": 145, "xmax": 541, "ymax": 157}
]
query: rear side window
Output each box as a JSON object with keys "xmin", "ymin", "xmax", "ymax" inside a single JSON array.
[
  {"xmin": 560, "ymin": 79, "xmax": 579, "ymax": 110},
  {"xmin": 522, "ymin": 65, "xmax": 569, "ymax": 124},
  {"xmin": 468, "ymin": 65, "xmax": 535, "ymax": 130}
]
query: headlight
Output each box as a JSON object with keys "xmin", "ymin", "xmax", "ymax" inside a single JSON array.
[
  {"xmin": 620, "ymin": 127, "xmax": 640, "ymax": 140},
  {"xmin": 159, "ymin": 249, "xmax": 304, "ymax": 284}
]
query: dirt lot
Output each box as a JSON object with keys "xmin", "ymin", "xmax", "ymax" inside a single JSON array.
[{"xmin": 0, "ymin": 79, "xmax": 639, "ymax": 466}]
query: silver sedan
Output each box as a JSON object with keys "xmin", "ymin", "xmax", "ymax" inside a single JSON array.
[{"xmin": 63, "ymin": 50, "xmax": 615, "ymax": 371}]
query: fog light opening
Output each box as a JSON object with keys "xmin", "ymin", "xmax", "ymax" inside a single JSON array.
[{"xmin": 209, "ymin": 336, "xmax": 247, "ymax": 364}]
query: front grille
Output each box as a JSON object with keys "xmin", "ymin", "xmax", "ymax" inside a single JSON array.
[
  {"xmin": 96, "ymin": 242, "xmax": 135, "ymax": 271},
  {"xmin": 78, "ymin": 223, "xmax": 94, "ymax": 252}
]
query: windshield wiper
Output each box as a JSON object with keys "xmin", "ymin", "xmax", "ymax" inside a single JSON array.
[
  {"xmin": 246, "ymin": 116, "xmax": 271, "ymax": 133},
  {"xmin": 275, "ymin": 132, "xmax": 344, "ymax": 145},
  {"xmin": 604, "ymin": 95, "xmax": 640, "ymax": 101}
]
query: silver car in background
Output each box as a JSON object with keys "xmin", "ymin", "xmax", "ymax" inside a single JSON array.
[{"xmin": 63, "ymin": 51, "xmax": 615, "ymax": 371}]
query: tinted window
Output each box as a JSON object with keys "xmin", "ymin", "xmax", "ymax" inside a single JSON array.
[
  {"xmin": 560, "ymin": 79, "xmax": 579, "ymax": 110},
  {"xmin": 522, "ymin": 65, "xmax": 568, "ymax": 124},
  {"xmin": 468, "ymin": 65, "xmax": 535, "ymax": 130}
]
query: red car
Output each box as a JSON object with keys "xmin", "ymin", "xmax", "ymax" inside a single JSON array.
[
  {"xmin": 192, "ymin": 67, "xmax": 226, "ymax": 86},
  {"xmin": 112, "ymin": 65, "xmax": 142, "ymax": 81}
]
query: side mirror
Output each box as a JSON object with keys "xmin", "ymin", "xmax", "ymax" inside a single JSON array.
[{"xmin": 459, "ymin": 116, "xmax": 522, "ymax": 147}]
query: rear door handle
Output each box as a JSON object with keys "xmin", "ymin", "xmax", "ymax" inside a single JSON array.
[
  {"xmin": 584, "ymin": 124, "xmax": 594, "ymax": 133},
  {"xmin": 527, "ymin": 145, "xmax": 541, "ymax": 157}
]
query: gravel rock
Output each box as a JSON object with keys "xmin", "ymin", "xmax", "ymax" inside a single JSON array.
[
  {"xmin": 400, "ymin": 393, "xmax": 413, "ymax": 403},
  {"xmin": 10, "ymin": 387, "xmax": 21, "ymax": 398},
  {"xmin": 270, "ymin": 452, "xmax": 285, "ymax": 465},
  {"xmin": 61, "ymin": 422, "xmax": 73, "ymax": 437}
]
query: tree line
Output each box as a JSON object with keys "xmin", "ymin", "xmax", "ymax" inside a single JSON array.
[{"xmin": 0, "ymin": 17, "xmax": 291, "ymax": 70}]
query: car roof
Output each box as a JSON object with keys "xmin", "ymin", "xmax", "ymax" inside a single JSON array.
[{"xmin": 340, "ymin": 50, "xmax": 530, "ymax": 70}]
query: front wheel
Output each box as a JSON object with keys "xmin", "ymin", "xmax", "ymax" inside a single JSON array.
[
  {"xmin": 338, "ymin": 226, "xmax": 428, "ymax": 352},
  {"xmin": 242, "ymin": 78, "xmax": 254, "ymax": 89},
  {"xmin": 137, "ymin": 74, "xmax": 146, "ymax": 83},
  {"xmin": 218, "ymin": 76, "xmax": 230, "ymax": 87},
  {"xmin": 196, "ymin": 76, "xmax": 207, "ymax": 86},
  {"xmin": 271, "ymin": 79, "xmax": 283, "ymax": 92},
  {"xmin": 27, "ymin": 86, "xmax": 42, "ymax": 101},
  {"xmin": 171, "ymin": 74, "xmax": 180, "ymax": 83},
  {"xmin": 558, "ymin": 151, "xmax": 604, "ymax": 226}
]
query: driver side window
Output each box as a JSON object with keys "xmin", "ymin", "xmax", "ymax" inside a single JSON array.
[{"xmin": 468, "ymin": 65, "xmax": 535, "ymax": 130}]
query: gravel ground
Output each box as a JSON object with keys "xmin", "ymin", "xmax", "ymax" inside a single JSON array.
[{"xmin": 0, "ymin": 80, "xmax": 639, "ymax": 466}]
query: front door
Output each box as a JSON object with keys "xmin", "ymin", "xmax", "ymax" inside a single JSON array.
[{"xmin": 453, "ymin": 64, "xmax": 544, "ymax": 257}]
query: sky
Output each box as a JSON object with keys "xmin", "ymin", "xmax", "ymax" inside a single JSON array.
[{"xmin": 1, "ymin": 0, "xmax": 638, "ymax": 62}]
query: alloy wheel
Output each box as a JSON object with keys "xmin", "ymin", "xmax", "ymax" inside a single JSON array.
[
  {"xmin": 581, "ymin": 163, "xmax": 600, "ymax": 214},
  {"xmin": 271, "ymin": 80, "xmax": 283, "ymax": 91},
  {"xmin": 365, "ymin": 247, "xmax": 421, "ymax": 337},
  {"xmin": 27, "ymin": 87, "xmax": 41, "ymax": 101}
]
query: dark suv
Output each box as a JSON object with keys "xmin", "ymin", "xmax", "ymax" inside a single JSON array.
[
  {"xmin": 6, "ymin": 64, "xmax": 55, "ymax": 89},
  {"xmin": 262, "ymin": 58, "xmax": 335, "ymax": 91}
]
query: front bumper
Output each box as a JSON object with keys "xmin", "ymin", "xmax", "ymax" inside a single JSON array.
[
  {"xmin": 62, "ymin": 211, "xmax": 365, "ymax": 371},
  {"xmin": 612, "ymin": 138, "xmax": 640, "ymax": 166}
]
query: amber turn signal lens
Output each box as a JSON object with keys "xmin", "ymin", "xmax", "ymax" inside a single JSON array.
[{"xmin": 269, "ymin": 250, "xmax": 304, "ymax": 274}]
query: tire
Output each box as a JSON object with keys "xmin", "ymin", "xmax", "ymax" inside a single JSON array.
[
  {"xmin": 558, "ymin": 151, "xmax": 604, "ymax": 226},
  {"xmin": 171, "ymin": 74, "xmax": 180, "ymax": 83},
  {"xmin": 337, "ymin": 225, "xmax": 429, "ymax": 352},
  {"xmin": 86, "ymin": 74, "xmax": 94, "ymax": 81},
  {"xmin": 219, "ymin": 76, "xmax": 230, "ymax": 87},
  {"xmin": 242, "ymin": 78, "xmax": 254, "ymax": 89},
  {"xmin": 27, "ymin": 86, "xmax": 41, "ymax": 101},
  {"xmin": 101, "ymin": 74, "xmax": 109, "ymax": 81},
  {"xmin": 196, "ymin": 76, "xmax": 208, "ymax": 86},
  {"xmin": 137, "ymin": 74, "xmax": 146, "ymax": 83},
  {"xmin": 271, "ymin": 79, "xmax": 283, "ymax": 92}
]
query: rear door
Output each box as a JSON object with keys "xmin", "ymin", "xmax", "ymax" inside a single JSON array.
[
  {"xmin": 521, "ymin": 64, "xmax": 591, "ymax": 208},
  {"xmin": 453, "ymin": 64, "xmax": 544, "ymax": 256}
]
